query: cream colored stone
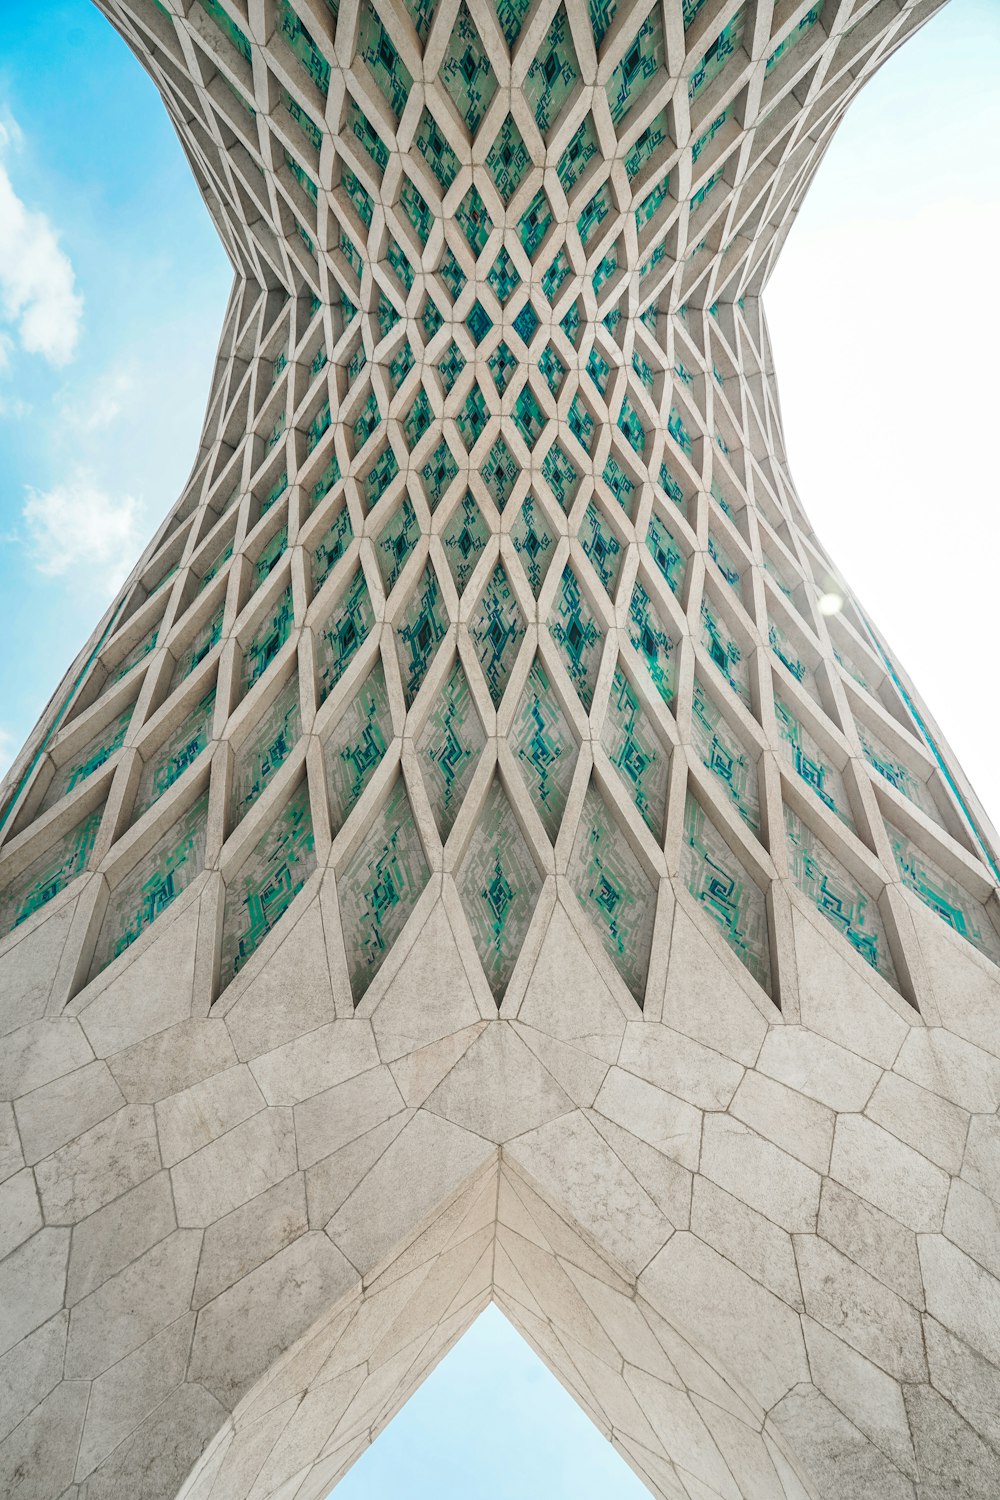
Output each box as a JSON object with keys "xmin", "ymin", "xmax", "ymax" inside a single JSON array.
[
  {"xmin": 223, "ymin": 902, "xmax": 336, "ymax": 1062},
  {"xmin": 944, "ymin": 1177, "xmax": 1000, "ymax": 1279},
  {"xmin": 587, "ymin": 1110, "xmax": 693, "ymax": 1228},
  {"xmin": 425, "ymin": 1023, "xmax": 574, "ymax": 1143},
  {"xmin": 516, "ymin": 902, "xmax": 627, "ymax": 1049},
  {"xmin": 108, "ymin": 1019, "xmax": 237, "ymax": 1102},
  {"xmin": 624, "ymin": 1366, "xmax": 743, "ymax": 1498},
  {"xmin": 795, "ymin": 1234, "xmax": 925, "ymax": 1381},
  {"xmin": 757, "ymin": 1026, "xmax": 880, "ymax": 1111},
  {"xmin": 866, "ymin": 1070, "xmax": 969, "ymax": 1175},
  {"xmin": 904, "ymin": 1382, "xmax": 1000, "ymax": 1499},
  {"xmin": 77, "ymin": 904, "xmax": 199, "ymax": 1056},
  {"xmin": 326, "ymin": 1112, "xmax": 495, "ymax": 1277},
  {"xmin": 0, "ymin": 1019, "xmax": 92, "ymax": 1101},
  {"xmin": 803, "ymin": 1317, "xmax": 916, "ymax": 1477},
  {"xmin": 817, "ymin": 1177, "xmax": 923, "ymax": 1304},
  {"xmin": 729, "ymin": 1069, "xmax": 834, "ymax": 1174},
  {"xmin": 34, "ymin": 1102, "xmax": 159, "ymax": 1224},
  {"xmin": 509, "ymin": 1023, "xmax": 610, "ymax": 1108},
  {"xmin": 594, "ymin": 1065, "xmax": 701, "ymax": 1169},
  {"xmin": 171, "ymin": 1107, "xmax": 296, "ymax": 1226},
  {"xmin": 14, "ymin": 1060, "xmax": 125, "ymax": 1165},
  {"xmin": 661, "ymin": 905, "xmax": 769, "ymax": 1064},
  {"xmin": 0, "ymin": 1102, "xmax": 22, "ymax": 1184},
  {"xmin": 305, "ymin": 1112, "xmax": 411, "ymax": 1230},
  {"xmin": 641, "ymin": 1232, "xmax": 809, "ymax": 1411},
  {"xmin": 0, "ymin": 899, "xmax": 76, "ymax": 1037},
  {"xmin": 189, "ymin": 1233, "xmax": 356, "ymax": 1409},
  {"xmin": 0, "ymin": 1311, "xmax": 66, "ymax": 1445},
  {"xmin": 619, "ymin": 1022, "xmax": 744, "ymax": 1109},
  {"xmin": 961, "ymin": 1112, "xmax": 1000, "ymax": 1202},
  {"xmin": 155, "ymin": 1063, "xmax": 265, "ymax": 1168},
  {"xmin": 924, "ymin": 1315, "xmax": 1000, "ymax": 1455},
  {"xmin": 829, "ymin": 1113, "xmax": 949, "ymax": 1231},
  {"xmin": 76, "ymin": 1314, "xmax": 195, "ymax": 1479},
  {"xmin": 920, "ymin": 1233, "xmax": 1000, "ymax": 1367},
  {"xmin": 0, "ymin": 1228, "xmax": 69, "ymax": 1357},
  {"xmin": 0, "ymin": 1379, "xmax": 88, "ymax": 1500},
  {"xmin": 369, "ymin": 904, "xmax": 482, "ymax": 1063},
  {"xmin": 65, "ymin": 1229, "xmax": 201, "ymax": 1378},
  {"xmin": 701, "ymin": 1114, "xmax": 820, "ymax": 1232},
  {"xmin": 66, "ymin": 1169, "xmax": 176, "ymax": 1306},
  {"xmin": 294, "ymin": 1066, "xmax": 405, "ymax": 1169},
  {"xmin": 769, "ymin": 1385, "xmax": 914, "ymax": 1500},
  {"xmin": 894, "ymin": 1026, "xmax": 1000, "ymax": 1113},
  {"xmin": 508, "ymin": 1110, "xmax": 672, "ymax": 1277},
  {"xmin": 194, "ymin": 1173, "xmax": 308, "ymax": 1308},
  {"xmin": 248, "ymin": 1020, "xmax": 380, "ymax": 1106},
  {"xmin": 792, "ymin": 904, "xmax": 909, "ymax": 1067},
  {"xmin": 691, "ymin": 1177, "xmax": 803, "ymax": 1308},
  {"xmin": 82, "ymin": 1379, "xmax": 225, "ymax": 1500},
  {"xmin": 0, "ymin": 1167, "xmax": 41, "ymax": 1260}
]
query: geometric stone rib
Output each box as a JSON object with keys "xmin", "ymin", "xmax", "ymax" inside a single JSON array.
[{"xmin": 2, "ymin": 6, "xmax": 1000, "ymax": 1498}]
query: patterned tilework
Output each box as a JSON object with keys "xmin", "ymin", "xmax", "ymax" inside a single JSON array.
[
  {"xmin": 92, "ymin": 792, "xmax": 209, "ymax": 976},
  {"xmin": 510, "ymin": 660, "xmax": 579, "ymax": 841},
  {"xmin": 857, "ymin": 719, "xmax": 941, "ymax": 824},
  {"xmin": 682, "ymin": 792, "xmax": 771, "ymax": 992},
  {"xmin": 221, "ymin": 780, "xmax": 316, "ymax": 983},
  {"xmin": 441, "ymin": 492, "xmax": 490, "ymax": 594},
  {"xmin": 397, "ymin": 564, "xmax": 449, "ymax": 707},
  {"xmin": 376, "ymin": 500, "xmax": 419, "ymax": 593},
  {"xmin": 243, "ymin": 587, "xmax": 294, "ymax": 696},
  {"xmin": 700, "ymin": 597, "xmax": 750, "ymax": 707},
  {"xmin": 41, "ymin": 704, "xmax": 134, "ymax": 813},
  {"xmin": 317, "ymin": 569, "xmax": 374, "ymax": 703},
  {"xmin": 888, "ymin": 819, "xmax": 1000, "ymax": 966},
  {"xmin": 602, "ymin": 666, "xmax": 669, "ymax": 837},
  {"xmin": 580, "ymin": 503, "xmax": 623, "ymax": 595},
  {"xmin": 549, "ymin": 567, "xmax": 603, "ymax": 712},
  {"xmin": 338, "ymin": 777, "xmax": 430, "ymax": 1000},
  {"xmin": 173, "ymin": 605, "xmax": 224, "ymax": 688},
  {"xmin": 775, "ymin": 695, "xmax": 852, "ymax": 828},
  {"xmin": 469, "ymin": 564, "xmax": 525, "ymax": 708},
  {"xmin": 457, "ymin": 777, "xmax": 542, "ymax": 999},
  {"xmin": 134, "ymin": 690, "xmax": 216, "ymax": 819},
  {"xmin": 325, "ymin": 662, "xmax": 392, "ymax": 830},
  {"xmin": 0, "ymin": 805, "xmax": 103, "ymax": 938},
  {"xmin": 567, "ymin": 780, "xmax": 657, "ymax": 1001},
  {"xmin": 606, "ymin": 6, "xmax": 664, "ymax": 125},
  {"xmin": 645, "ymin": 510, "xmax": 686, "ymax": 597},
  {"xmin": 690, "ymin": 677, "xmax": 759, "ymax": 833},
  {"xmin": 629, "ymin": 582, "xmax": 675, "ymax": 705},
  {"xmin": 524, "ymin": 6, "xmax": 579, "ymax": 134},
  {"xmin": 312, "ymin": 505, "xmax": 354, "ymax": 590},
  {"xmin": 512, "ymin": 497, "xmax": 556, "ymax": 597},
  {"xmin": 784, "ymin": 805, "xmax": 896, "ymax": 986},
  {"xmin": 416, "ymin": 658, "xmax": 485, "ymax": 840},
  {"xmin": 441, "ymin": 4, "xmax": 497, "ymax": 135},
  {"xmin": 231, "ymin": 678, "xmax": 301, "ymax": 826}
]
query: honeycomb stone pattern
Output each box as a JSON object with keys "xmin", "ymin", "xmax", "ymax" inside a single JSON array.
[{"xmin": 1, "ymin": 2, "xmax": 1000, "ymax": 1498}]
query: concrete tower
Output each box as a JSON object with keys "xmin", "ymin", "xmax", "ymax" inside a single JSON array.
[{"xmin": 1, "ymin": 0, "xmax": 999, "ymax": 1496}]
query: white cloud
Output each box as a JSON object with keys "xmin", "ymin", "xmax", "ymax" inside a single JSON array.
[
  {"xmin": 22, "ymin": 475, "xmax": 144, "ymax": 594},
  {"xmin": 0, "ymin": 117, "xmax": 83, "ymax": 367},
  {"xmin": 60, "ymin": 365, "xmax": 134, "ymax": 433}
]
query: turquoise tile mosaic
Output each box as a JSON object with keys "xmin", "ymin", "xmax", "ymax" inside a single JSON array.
[
  {"xmin": 312, "ymin": 505, "xmax": 354, "ymax": 591},
  {"xmin": 785, "ymin": 804, "xmax": 896, "ymax": 987},
  {"xmin": 440, "ymin": 3, "xmax": 497, "ymax": 135},
  {"xmin": 549, "ymin": 566, "xmax": 603, "ymax": 712},
  {"xmin": 134, "ymin": 690, "xmax": 215, "ymax": 820},
  {"xmin": 857, "ymin": 720, "xmax": 940, "ymax": 824},
  {"xmin": 242, "ymin": 589, "xmax": 293, "ymax": 696},
  {"xmin": 510, "ymin": 659, "xmax": 579, "ymax": 841},
  {"xmin": 441, "ymin": 491, "xmax": 490, "ymax": 595},
  {"xmin": 606, "ymin": 6, "xmax": 664, "ymax": 125},
  {"xmin": 645, "ymin": 510, "xmax": 686, "ymax": 597},
  {"xmin": 0, "ymin": 804, "xmax": 103, "ymax": 938},
  {"xmin": 457, "ymin": 777, "xmax": 542, "ymax": 999},
  {"xmin": 512, "ymin": 496, "xmax": 556, "ymax": 597},
  {"xmin": 775, "ymin": 695, "xmax": 852, "ymax": 828},
  {"xmin": 231, "ymin": 678, "xmax": 301, "ymax": 827},
  {"xmin": 397, "ymin": 564, "xmax": 449, "ymax": 707},
  {"xmin": 92, "ymin": 792, "xmax": 208, "ymax": 976},
  {"xmin": 602, "ymin": 666, "xmax": 669, "ymax": 838},
  {"xmin": 888, "ymin": 819, "xmax": 1000, "ymax": 967},
  {"xmin": 317, "ymin": 569, "xmax": 374, "ymax": 703},
  {"xmin": 524, "ymin": 6, "xmax": 579, "ymax": 134},
  {"xmin": 222, "ymin": 779, "xmax": 316, "ymax": 983},
  {"xmin": 376, "ymin": 499, "xmax": 419, "ymax": 593},
  {"xmin": 469, "ymin": 564, "xmax": 525, "ymax": 708},
  {"xmin": 42, "ymin": 705, "xmax": 134, "ymax": 813},
  {"xmin": 629, "ymin": 582, "xmax": 675, "ymax": 705},
  {"xmin": 338, "ymin": 777, "xmax": 430, "ymax": 1000},
  {"xmin": 699, "ymin": 597, "xmax": 750, "ymax": 707},
  {"xmin": 682, "ymin": 792, "xmax": 770, "ymax": 992},
  {"xmin": 567, "ymin": 780, "xmax": 657, "ymax": 1001},
  {"xmin": 325, "ymin": 661, "xmax": 392, "ymax": 830},
  {"xmin": 416, "ymin": 658, "xmax": 485, "ymax": 840},
  {"xmin": 691, "ymin": 677, "xmax": 759, "ymax": 833}
]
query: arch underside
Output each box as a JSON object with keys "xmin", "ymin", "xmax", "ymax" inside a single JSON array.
[{"xmin": 2, "ymin": 0, "xmax": 1000, "ymax": 1497}]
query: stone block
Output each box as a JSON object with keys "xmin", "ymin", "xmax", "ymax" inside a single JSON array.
[
  {"xmin": 817, "ymin": 1178, "xmax": 922, "ymax": 1304},
  {"xmin": 0, "ymin": 1167, "xmax": 41, "ymax": 1260},
  {"xmin": 961, "ymin": 1112, "xmax": 1000, "ymax": 1203},
  {"xmin": 248, "ymin": 1019, "xmax": 380, "ymax": 1106},
  {"xmin": 154, "ymin": 1064, "xmax": 265, "ymax": 1169},
  {"xmin": 619, "ymin": 1022, "xmax": 744, "ymax": 1109},
  {"xmin": 593, "ymin": 1065, "xmax": 700, "ymax": 1169},
  {"xmin": 66, "ymin": 1170, "xmax": 177, "ymax": 1306},
  {"xmin": 294, "ymin": 1066, "xmax": 405, "ymax": 1170},
  {"xmin": 803, "ymin": 1317, "xmax": 915, "ymax": 1477},
  {"xmin": 865, "ymin": 1070, "xmax": 969, "ymax": 1175},
  {"xmin": 65, "ymin": 1229, "xmax": 201, "ymax": 1378},
  {"xmin": 14, "ymin": 1060, "xmax": 125, "ymax": 1165},
  {"xmin": 35, "ymin": 1103, "xmax": 159, "ymax": 1224},
  {"xmin": 171, "ymin": 1107, "xmax": 296, "ymax": 1226},
  {"xmin": 0, "ymin": 1102, "xmax": 23, "ymax": 1183},
  {"xmin": 0, "ymin": 1228, "xmax": 69, "ymax": 1358},
  {"xmin": 107, "ymin": 1019, "xmax": 237, "ymax": 1102},
  {"xmin": 77, "ymin": 904, "xmax": 199, "ymax": 1057},
  {"xmin": 919, "ymin": 1233, "xmax": 1000, "ymax": 1367},
  {"xmin": 194, "ymin": 1172, "xmax": 309, "ymax": 1308},
  {"xmin": 426, "ymin": 1023, "xmax": 574, "ymax": 1144},
  {"xmin": 0, "ymin": 1311, "xmax": 66, "ymax": 1445},
  {"xmin": 701, "ymin": 1114, "xmax": 820, "ymax": 1232},
  {"xmin": 757, "ymin": 1026, "xmax": 879, "ymax": 1112},
  {"xmin": 769, "ymin": 1385, "xmax": 914, "ymax": 1500},
  {"xmin": 76, "ymin": 1314, "xmax": 195, "ymax": 1479},
  {"xmin": 0, "ymin": 1019, "xmax": 92, "ymax": 1101},
  {"xmin": 691, "ymin": 1177, "xmax": 802, "ymax": 1308},
  {"xmin": 829, "ymin": 1113, "xmax": 949, "ymax": 1231},
  {"xmin": 729, "ymin": 1069, "xmax": 833, "ymax": 1174},
  {"xmin": 794, "ymin": 1234, "xmax": 925, "ymax": 1381},
  {"xmin": 0, "ymin": 1380, "xmax": 89, "ymax": 1500},
  {"xmin": 894, "ymin": 1026, "xmax": 1000, "ymax": 1113},
  {"xmin": 82, "ymin": 1380, "xmax": 225, "ymax": 1500}
]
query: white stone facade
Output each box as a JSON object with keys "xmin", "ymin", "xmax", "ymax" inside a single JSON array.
[{"xmin": 1, "ymin": 0, "xmax": 1000, "ymax": 1495}]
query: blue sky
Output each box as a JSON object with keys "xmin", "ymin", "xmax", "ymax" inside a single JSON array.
[{"xmin": 0, "ymin": 0, "xmax": 997, "ymax": 1490}]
